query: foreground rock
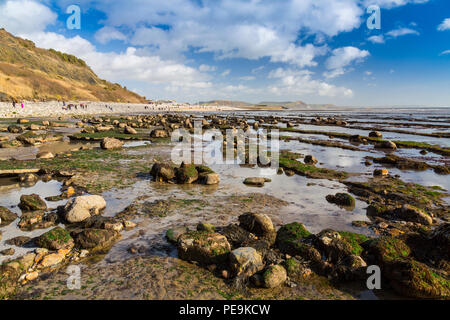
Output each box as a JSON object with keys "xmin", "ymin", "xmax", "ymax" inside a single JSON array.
[
  {"xmin": 177, "ymin": 231, "xmax": 231, "ymax": 265},
  {"xmin": 229, "ymin": 247, "xmax": 264, "ymax": 277},
  {"xmin": 19, "ymin": 194, "xmax": 47, "ymax": 212},
  {"xmin": 64, "ymin": 195, "xmax": 106, "ymax": 223},
  {"xmin": 35, "ymin": 227, "xmax": 74, "ymax": 250},
  {"xmin": 239, "ymin": 212, "xmax": 276, "ymax": 245},
  {"xmin": 0, "ymin": 206, "xmax": 17, "ymax": 227},
  {"xmin": 326, "ymin": 193, "xmax": 355, "ymax": 207},
  {"xmin": 263, "ymin": 265, "xmax": 287, "ymax": 288}
]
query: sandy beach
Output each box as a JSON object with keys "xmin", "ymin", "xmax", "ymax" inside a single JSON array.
[{"xmin": 0, "ymin": 101, "xmax": 241, "ymax": 118}]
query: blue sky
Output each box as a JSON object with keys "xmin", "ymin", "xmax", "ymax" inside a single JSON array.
[{"xmin": 0, "ymin": 0, "xmax": 449, "ymax": 106}]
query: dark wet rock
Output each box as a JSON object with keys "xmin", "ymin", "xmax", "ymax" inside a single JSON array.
[
  {"xmin": 304, "ymin": 155, "xmax": 318, "ymax": 165},
  {"xmin": 0, "ymin": 248, "xmax": 15, "ymax": 256},
  {"xmin": 332, "ymin": 254, "xmax": 367, "ymax": 281},
  {"xmin": 166, "ymin": 226, "xmax": 190, "ymax": 244},
  {"xmin": 19, "ymin": 194, "xmax": 47, "ymax": 212},
  {"xmin": 429, "ymin": 223, "xmax": 450, "ymax": 251},
  {"xmin": 175, "ymin": 162, "xmax": 198, "ymax": 184},
  {"xmin": 367, "ymin": 236, "xmax": 411, "ymax": 265},
  {"xmin": 197, "ymin": 166, "xmax": 220, "ymax": 185},
  {"xmin": 217, "ymin": 224, "xmax": 257, "ymax": 249},
  {"xmin": 150, "ymin": 129, "xmax": 169, "ymax": 138},
  {"xmin": 243, "ymin": 177, "xmax": 266, "ymax": 187},
  {"xmin": 325, "ymin": 193, "xmax": 355, "ymax": 207},
  {"xmin": 177, "ymin": 231, "xmax": 231, "ymax": 265},
  {"xmin": 18, "ymin": 211, "xmax": 45, "ymax": 230},
  {"xmin": 229, "ymin": 247, "xmax": 264, "ymax": 277},
  {"xmin": 262, "ymin": 265, "xmax": 287, "ymax": 288},
  {"xmin": 394, "ymin": 204, "xmax": 433, "ymax": 226},
  {"xmin": 238, "ymin": 212, "xmax": 276, "ymax": 245},
  {"xmin": 6, "ymin": 236, "xmax": 32, "ymax": 247},
  {"xmin": 100, "ymin": 137, "xmax": 124, "ymax": 150},
  {"xmin": 76, "ymin": 215, "xmax": 120, "ymax": 231},
  {"xmin": 315, "ymin": 230, "xmax": 355, "ymax": 262},
  {"xmin": 7, "ymin": 125, "xmax": 23, "ymax": 133},
  {"xmin": 64, "ymin": 195, "xmax": 106, "ymax": 223},
  {"xmin": 369, "ymin": 131, "xmax": 382, "ymax": 138},
  {"xmin": 150, "ymin": 162, "xmax": 175, "ymax": 182},
  {"xmin": 0, "ymin": 206, "xmax": 17, "ymax": 227},
  {"xmin": 375, "ymin": 140, "xmax": 397, "ymax": 150},
  {"xmin": 276, "ymin": 222, "xmax": 313, "ymax": 255},
  {"xmin": 72, "ymin": 228, "xmax": 121, "ymax": 251},
  {"xmin": 373, "ymin": 168, "xmax": 389, "ymax": 176},
  {"xmin": 382, "ymin": 257, "xmax": 450, "ymax": 299},
  {"xmin": 35, "ymin": 227, "xmax": 74, "ymax": 250}
]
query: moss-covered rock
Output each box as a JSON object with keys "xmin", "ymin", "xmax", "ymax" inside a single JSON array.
[
  {"xmin": 239, "ymin": 212, "xmax": 276, "ymax": 245},
  {"xmin": 18, "ymin": 194, "xmax": 47, "ymax": 212},
  {"xmin": 367, "ymin": 236, "xmax": 411, "ymax": 264},
  {"xmin": 262, "ymin": 265, "xmax": 287, "ymax": 288},
  {"xmin": 72, "ymin": 228, "xmax": 121, "ymax": 252},
  {"xmin": 36, "ymin": 227, "xmax": 73, "ymax": 250},
  {"xmin": 338, "ymin": 232, "xmax": 370, "ymax": 256},
  {"xmin": 276, "ymin": 222, "xmax": 312, "ymax": 254},
  {"xmin": 0, "ymin": 206, "xmax": 17, "ymax": 227},
  {"xmin": 326, "ymin": 193, "xmax": 355, "ymax": 207},
  {"xmin": 175, "ymin": 162, "xmax": 199, "ymax": 184},
  {"xmin": 177, "ymin": 231, "xmax": 231, "ymax": 265}
]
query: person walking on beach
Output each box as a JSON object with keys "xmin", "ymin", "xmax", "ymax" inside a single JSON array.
[{"xmin": 12, "ymin": 101, "xmax": 16, "ymax": 108}]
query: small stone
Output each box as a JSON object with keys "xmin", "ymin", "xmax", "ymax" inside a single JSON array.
[
  {"xmin": 36, "ymin": 151, "xmax": 54, "ymax": 159},
  {"xmin": 304, "ymin": 155, "xmax": 318, "ymax": 165},
  {"xmin": 374, "ymin": 168, "xmax": 389, "ymax": 176}
]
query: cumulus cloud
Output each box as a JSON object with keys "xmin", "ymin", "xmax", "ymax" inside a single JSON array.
[
  {"xmin": 324, "ymin": 46, "xmax": 370, "ymax": 78},
  {"xmin": 95, "ymin": 27, "xmax": 127, "ymax": 44},
  {"xmin": 437, "ymin": 18, "xmax": 450, "ymax": 31},
  {"xmin": 268, "ymin": 68, "xmax": 353, "ymax": 97},
  {"xmin": 386, "ymin": 27, "xmax": 420, "ymax": 38},
  {"xmin": 0, "ymin": 0, "xmax": 57, "ymax": 34}
]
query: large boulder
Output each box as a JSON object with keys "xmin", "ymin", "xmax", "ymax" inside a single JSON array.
[
  {"xmin": 177, "ymin": 231, "xmax": 231, "ymax": 265},
  {"xmin": 394, "ymin": 204, "xmax": 433, "ymax": 226},
  {"xmin": 64, "ymin": 195, "xmax": 106, "ymax": 223},
  {"xmin": 0, "ymin": 206, "xmax": 17, "ymax": 227},
  {"xmin": 239, "ymin": 213, "xmax": 276, "ymax": 245},
  {"xmin": 35, "ymin": 227, "xmax": 74, "ymax": 250},
  {"xmin": 218, "ymin": 224, "xmax": 258, "ymax": 249},
  {"xmin": 101, "ymin": 137, "xmax": 124, "ymax": 150},
  {"xmin": 175, "ymin": 163, "xmax": 198, "ymax": 184},
  {"xmin": 19, "ymin": 194, "xmax": 47, "ymax": 211},
  {"xmin": 276, "ymin": 223, "xmax": 315, "ymax": 257},
  {"xmin": 262, "ymin": 265, "xmax": 287, "ymax": 288},
  {"xmin": 229, "ymin": 247, "xmax": 264, "ymax": 277},
  {"xmin": 72, "ymin": 228, "xmax": 120, "ymax": 251},
  {"xmin": 150, "ymin": 163, "xmax": 175, "ymax": 182}
]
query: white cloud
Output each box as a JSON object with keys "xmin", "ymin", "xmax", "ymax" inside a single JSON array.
[
  {"xmin": 0, "ymin": 0, "xmax": 57, "ymax": 34},
  {"xmin": 268, "ymin": 68, "xmax": 353, "ymax": 97},
  {"xmin": 437, "ymin": 18, "xmax": 450, "ymax": 31},
  {"xmin": 439, "ymin": 50, "xmax": 450, "ymax": 56},
  {"xmin": 368, "ymin": 35, "xmax": 385, "ymax": 44},
  {"xmin": 324, "ymin": 46, "xmax": 370, "ymax": 78},
  {"xmin": 221, "ymin": 69, "xmax": 231, "ymax": 77},
  {"xmin": 386, "ymin": 27, "xmax": 420, "ymax": 38},
  {"xmin": 95, "ymin": 27, "xmax": 127, "ymax": 44}
]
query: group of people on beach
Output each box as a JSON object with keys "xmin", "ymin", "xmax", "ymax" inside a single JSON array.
[{"xmin": 11, "ymin": 101, "xmax": 24, "ymax": 109}]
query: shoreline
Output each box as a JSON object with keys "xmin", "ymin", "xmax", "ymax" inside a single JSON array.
[{"xmin": 0, "ymin": 101, "xmax": 244, "ymax": 118}]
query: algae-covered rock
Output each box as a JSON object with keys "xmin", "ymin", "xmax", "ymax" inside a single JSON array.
[
  {"xmin": 36, "ymin": 227, "xmax": 74, "ymax": 250},
  {"xmin": 177, "ymin": 231, "xmax": 231, "ymax": 265},
  {"xmin": 19, "ymin": 194, "xmax": 47, "ymax": 212},
  {"xmin": 276, "ymin": 222, "xmax": 312, "ymax": 255},
  {"xmin": 0, "ymin": 206, "xmax": 17, "ymax": 227},
  {"xmin": 326, "ymin": 193, "xmax": 355, "ymax": 207}
]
